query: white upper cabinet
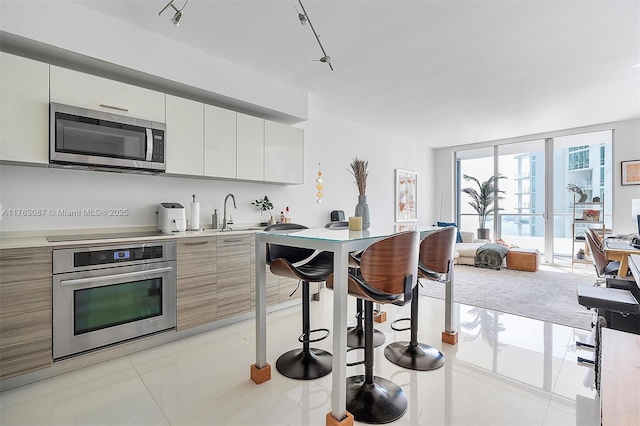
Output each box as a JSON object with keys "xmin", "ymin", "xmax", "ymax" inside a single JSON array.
[
  {"xmin": 264, "ymin": 121, "xmax": 304, "ymax": 184},
  {"xmin": 50, "ymin": 66, "xmax": 165, "ymax": 123},
  {"xmin": 204, "ymin": 105, "xmax": 237, "ymax": 179},
  {"xmin": 236, "ymin": 113, "xmax": 264, "ymax": 181},
  {"xmin": 0, "ymin": 53, "xmax": 49, "ymax": 164},
  {"xmin": 165, "ymin": 95, "xmax": 204, "ymax": 176}
]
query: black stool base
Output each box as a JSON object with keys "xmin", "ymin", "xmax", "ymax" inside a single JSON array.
[
  {"xmin": 346, "ymin": 375, "xmax": 407, "ymax": 424},
  {"xmin": 275, "ymin": 348, "xmax": 332, "ymax": 380},
  {"xmin": 384, "ymin": 341, "xmax": 445, "ymax": 371},
  {"xmin": 347, "ymin": 326, "xmax": 385, "ymax": 348}
]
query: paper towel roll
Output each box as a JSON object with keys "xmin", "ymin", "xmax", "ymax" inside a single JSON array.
[{"xmin": 189, "ymin": 202, "xmax": 200, "ymax": 230}]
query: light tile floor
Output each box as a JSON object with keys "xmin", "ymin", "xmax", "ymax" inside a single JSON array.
[{"xmin": 0, "ymin": 292, "xmax": 600, "ymax": 425}]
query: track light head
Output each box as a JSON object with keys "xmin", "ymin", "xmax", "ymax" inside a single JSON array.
[
  {"xmin": 319, "ymin": 56, "xmax": 331, "ymax": 64},
  {"xmin": 159, "ymin": 0, "xmax": 189, "ymax": 26},
  {"xmin": 298, "ymin": 13, "xmax": 308, "ymax": 25},
  {"xmin": 172, "ymin": 10, "xmax": 183, "ymax": 26}
]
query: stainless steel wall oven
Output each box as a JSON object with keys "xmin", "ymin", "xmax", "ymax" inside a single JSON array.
[{"xmin": 53, "ymin": 241, "xmax": 176, "ymax": 360}]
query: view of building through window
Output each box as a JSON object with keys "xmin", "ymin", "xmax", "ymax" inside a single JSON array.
[{"xmin": 456, "ymin": 130, "xmax": 612, "ymax": 260}]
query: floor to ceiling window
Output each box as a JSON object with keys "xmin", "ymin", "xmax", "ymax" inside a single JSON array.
[
  {"xmin": 456, "ymin": 130, "xmax": 612, "ymax": 263},
  {"xmin": 497, "ymin": 140, "xmax": 546, "ymax": 253},
  {"xmin": 456, "ymin": 147, "xmax": 494, "ymax": 239},
  {"xmin": 552, "ymin": 131, "xmax": 613, "ymax": 257}
]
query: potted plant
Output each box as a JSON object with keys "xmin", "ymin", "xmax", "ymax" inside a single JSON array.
[
  {"xmin": 576, "ymin": 248, "xmax": 585, "ymax": 259},
  {"xmin": 567, "ymin": 183, "xmax": 588, "ymax": 202},
  {"xmin": 461, "ymin": 173, "xmax": 506, "ymax": 240},
  {"xmin": 252, "ymin": 196, "xmax": 275, "ymax": 225}
]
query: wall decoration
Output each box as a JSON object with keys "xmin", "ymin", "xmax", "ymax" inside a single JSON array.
[
  {"xmin": 395, "ymin": 169, "xmax": 417, "ymax": 222},
  {"xmin": 316, "ymin": 163, "xmax": 323, "ymax": 203},
  {"xmin": 621, "ymin": 159, "xmax": 640, "ymax": 185}
]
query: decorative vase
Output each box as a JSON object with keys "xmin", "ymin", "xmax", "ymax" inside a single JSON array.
[
  {"xmin": 355, "ymin": 195, "xmax": 370, "ymax": 230},
  {"xmin": 579, "ymin": 193, "xmax": 588, "ymax": 202},
  {"xmin": 267, "ymin": 217, "xmax": 276, "ymax": 226},
  {"xmin": 477, "ymin": 228, "xmax": 490, "ymax": 240}
]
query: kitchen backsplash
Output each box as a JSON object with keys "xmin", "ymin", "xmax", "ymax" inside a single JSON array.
[{"xmin": 0, "ymin": 164, "xmax": 297, "ymax": 233}]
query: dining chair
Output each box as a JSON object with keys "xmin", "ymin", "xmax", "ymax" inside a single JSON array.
[
  {"xmin": 326, "ymin": 231, "xmax": 419, "ymax": 424},
  {"xmin": 265, "ymin": 223, "xmax": 334, "ymax": 380},
  {"xmin": 384, "ymin": 226, "xmax": 454, "ymax": 371}
]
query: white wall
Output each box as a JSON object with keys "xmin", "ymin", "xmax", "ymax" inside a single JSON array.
[
  {"xmin": 0, "ymin": 107, "xmax": 435, "ymax": 233},
  {"xmin": 434, "ymin": 118, "xmax": 640, "ymax": 235}
]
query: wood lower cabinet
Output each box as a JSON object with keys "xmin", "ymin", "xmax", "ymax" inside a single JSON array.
[
  {"xmin": 216, "ymin": 235, "xmax": 252, "ymax": 319},
  {"xmin": 0, "ymin": 246, "xmax": 52, "ymax": 380},
  {"xmin": 250, "ymin": 235, "xmax": 279, "ymax": 309},
  {"xmin": 176, "ymin": 237, "xmax": 217, "ymax": 331}
]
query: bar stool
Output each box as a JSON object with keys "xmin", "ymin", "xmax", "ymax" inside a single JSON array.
[
  {"xmin": 326, "ymin": 231, "xmax": 419, "ymax": 424},
  {"xmin": 384, "ymin": 226, "xmax": 456, "ymax": 371},
  {"xmin": 324, "ymin": 222, "xmax": 386, "ymax": 348},
  {"xmin": 266, "ymin": 223, "xmax": 333, "ymax": 380}
]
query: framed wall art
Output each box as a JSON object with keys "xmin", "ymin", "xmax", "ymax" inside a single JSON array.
[
  {"xmin": 395, "ymin": 169, "xmax": 417, "ymax": 222},
  {"xmin": 621, "ymin": 160, "xmax": 640, "ymax": 185}
]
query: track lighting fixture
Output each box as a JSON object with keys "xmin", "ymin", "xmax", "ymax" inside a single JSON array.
[
  {"xmin": 296, "ymin": 0, "xmax": 333, "ymax": 71},
  {"xmin": 158, "ymin": 0, "xmax": 189, "ymax": 26},
  {"xmin": 295, "ymin": 6, "xmax": 308, "ymax": 25}
]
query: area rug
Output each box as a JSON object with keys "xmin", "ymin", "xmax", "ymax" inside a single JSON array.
[{"xmin": 419, "ymin": 264, "xmax": 595, "ymax": 330}]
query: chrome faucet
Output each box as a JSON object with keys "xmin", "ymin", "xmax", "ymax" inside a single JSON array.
[{"xmin": 222, "ymin": 193, "xmax": 236, "ymax": 231}]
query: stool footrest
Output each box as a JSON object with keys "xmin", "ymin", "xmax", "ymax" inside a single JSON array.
[
  {"xmin": 390, "ymin": 317, "xmax": 411, "ymax": 332},
  {"xmin": 298, "ymin": 327, "xmax": 330, "ymax": 344},
  {"xmin": 346, "ymin": 346, "xmax": 364, "ymax": 367}
]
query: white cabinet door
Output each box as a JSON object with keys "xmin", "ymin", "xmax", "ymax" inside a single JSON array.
[
  {"xmin": 204, "ymin": 105, "xmax": 237, "ymax": 178},
  {"xmin": 236, "ymin": 113, "xmax": 264, "ymax": 181},
  {"xmin": 264, "ymin": 121, "xmax": 304, "ymax": 184},
  {"xmin": 50, "ymin": 66, "xmax": 165, "ymax": 122},
  {"xmin": 165, "ymin": 95, "xmax": 204, "ymax": 176},
  {"xmin": 0, "ymin": 53, "xmax": 49, "ymax": 164}
]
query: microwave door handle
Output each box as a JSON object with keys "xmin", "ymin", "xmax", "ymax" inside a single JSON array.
[
  {"xmin": 59, "ymin": 266, "xmax": 174, "ymax": 286},
  {"xmin": 145, "ymin": 128, "xmax": 153, "ymax": 161}
]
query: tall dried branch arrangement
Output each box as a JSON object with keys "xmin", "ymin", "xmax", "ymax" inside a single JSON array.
[{"xmin": 348, "ymin": 157, "xmax": 368, "ymax": 196}]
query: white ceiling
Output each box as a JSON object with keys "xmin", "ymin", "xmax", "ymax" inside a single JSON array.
[{"xmin": 74, "ymin": 0, "xmax": 639, "ymax": 148}]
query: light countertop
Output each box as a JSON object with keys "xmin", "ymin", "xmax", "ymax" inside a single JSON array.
[{"xmin": 0, "ymin": 225, "xmax": 264, "ymax": 250}]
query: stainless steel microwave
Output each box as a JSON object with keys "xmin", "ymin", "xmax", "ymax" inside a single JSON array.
[{"xmin": 50, "ymin": 103, "xmax": 166, "ymax": 173}]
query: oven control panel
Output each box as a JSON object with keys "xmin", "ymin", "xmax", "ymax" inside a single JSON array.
[
  {"xmin": 53, "ymin": 241, "xmax": 176, "ymax": 274},
  {"xmin": 74, "ymin": 246, "xmax": 164, "ymax": 267}
]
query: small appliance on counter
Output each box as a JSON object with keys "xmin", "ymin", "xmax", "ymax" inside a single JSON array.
[
  {"xmin": 330, "ymin": 210, "xmax": 345, "ymax": 221},
  {"xmin": 158, "ymin": 203, "xmax": 187, "ymax": 233}
]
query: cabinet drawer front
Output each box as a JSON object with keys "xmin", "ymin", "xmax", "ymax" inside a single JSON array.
[
  {"xmin": 0, "ymin": 248, "xmax": 52, "ymax": 283},
  {"xmin": 178, "ymin": 237, "xmax": 216, "ymax": 256},
  {"xmin": 217, "ymin": 235, "xmax": 251, "ymax": 257}
]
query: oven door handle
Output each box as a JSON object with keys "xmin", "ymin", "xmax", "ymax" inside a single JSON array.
[{"xmin": 59, "ymin": 266, "xmax": 174, "ymax": 286}]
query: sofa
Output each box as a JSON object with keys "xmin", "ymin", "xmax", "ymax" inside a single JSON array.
[{"xmin": 454, "ymin": 231, "xmax": 488, "ymax": 265}]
